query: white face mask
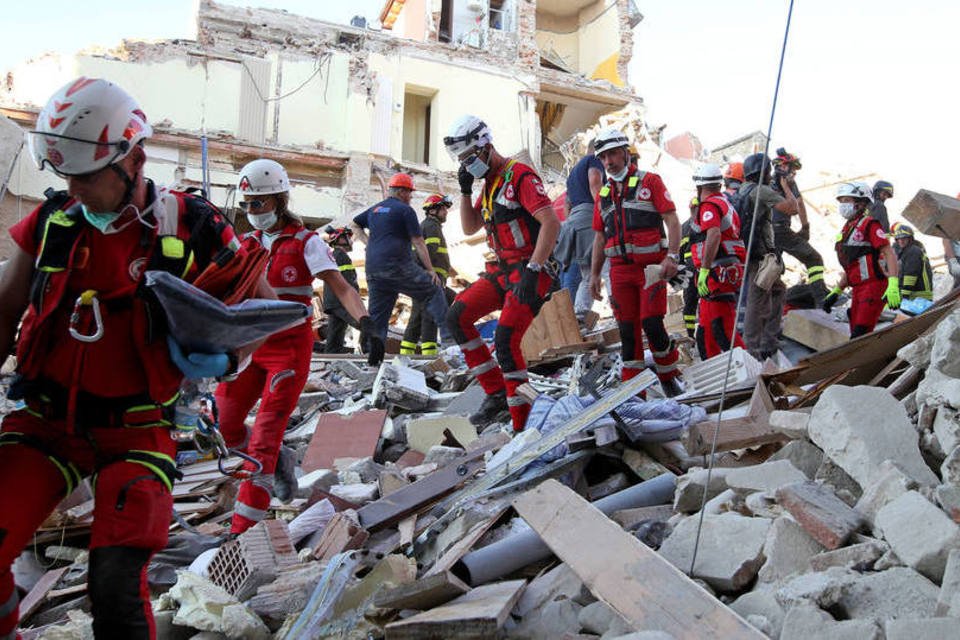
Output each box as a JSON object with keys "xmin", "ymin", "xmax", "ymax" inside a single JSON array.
[
  {"xmin": 609, "ymin": 166, "xmax": 629, "ymax": 182},
  {"xmin": 838, "ymin": 202, "xmax": 858, "ymax": 220},
  {"xmin": 247, "ymin": 210, "xmax": 277, "ymax": 230},
  {"xmin": 464, "ymin": 154, "xmax": 490, "ymax": 179}
]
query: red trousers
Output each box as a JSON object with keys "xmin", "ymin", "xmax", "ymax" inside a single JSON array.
[
  {"xmin": 447, "ymin": 262, "xmax": 554, "ymax": 431},
  {"xmin": 215, "ymin": 324, "xmax": 313, "ymax": 534},
  {"xmin": 0, "ymin": 412, "xmax": 176, "ymax": 639},
  {"xmin": 608, "ymin": 258, "xmax": 679, "ymax": 382},
  {"xmin": 849, "ymin": 278, "xmax": 887, "ymax": 337},
  {"xmin": 697, "ymin": 262, "xmax": 745, "ymax": 358}
]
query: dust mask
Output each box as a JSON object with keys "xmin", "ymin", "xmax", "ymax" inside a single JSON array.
[
  {"xmin": 247, "ymin": 210, "xmax": 277, "ymax": 231},
  {"xmin": 609, "ymin": 166, "xmax": 629, "ymax": 182},
  {"xmin": 464, "ymin": 155, "xmax": 490, "ymax": 179},
  {"xmin": 838, "ymin": 202, "xmax": 857, "ymax": 220},
  {"xmin": 82, "ymin": 207, "xmax": 122, "ymax": 233}
]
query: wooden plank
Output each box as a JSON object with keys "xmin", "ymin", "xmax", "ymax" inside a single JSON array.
[
  {"xmin": 374, "ymin": 570, "xmax": 471, "ymax": 610},
  {"xmin": 18, "ymin": 567, "xmax": 68, "ymax": 622},
  {"xmin": 302, "ymin": 410, "xmax": 387, "ymax": 473},
  {"xmin": 384, "ymin": 580, "xmax": 526, "ymax": 640},
  {"xmin": 357, "ymin": 457, "xmax": 484, "ymax": 532},
  {"xmin": 513, "ymin": 480, "xmax": 765, "ymax": 639},
  {"xmin": 683, "ymin": 416, "xmax": 786, "ymax": 456}
]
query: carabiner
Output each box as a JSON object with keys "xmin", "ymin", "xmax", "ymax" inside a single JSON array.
[
  {"xmin": 220, "ymin": 449, "xmax": 264, "ymax": 480},
  {"xmin": 68, "ymin": 290, "xmax": 104, "ymax": 343}
]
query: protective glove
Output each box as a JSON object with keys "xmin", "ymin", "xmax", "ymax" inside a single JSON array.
[
  {"xmin": 668, "ymin": 264, "xmax": 692, "ymax": 290},
  {"xmin": 798, "ymin": 224, "xmax": 810, "ymax": 241},
  {"xmin": 458, "ymin": 165, "xmax": 475, "ymax": 196},
  {"xmin": 696, "ymin": 267, "xmax": 710, "ymax": 298},
  {"xmin": 884, "ymin": 276, "xmax": 901, "ymax": 310},
  {"xmin": 821, "ymin": 286, "xmax": 843, "ymax": 313},
  {"xmin": 359, "ymin": 316, "xmax": 385, "ymax": 367},
  {"xmin": 166, "ymin": 336, "xmax": 230, "ymax": 380},
  {"xmin": 513, "ymin": 265, "xmax": 541, "ymax": 306}
]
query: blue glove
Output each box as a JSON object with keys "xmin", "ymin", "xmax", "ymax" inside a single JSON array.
[{"xmin": 167, "ymin": 336, "xmax": 231, "ymax": 380}]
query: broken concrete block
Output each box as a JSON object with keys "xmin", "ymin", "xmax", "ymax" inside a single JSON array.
[
  {"xmin": 726, "ymin": 460, "xmax": 808, "ymax": 495},
  {"xmin": 835, "ymin": 567, "xmax": 939, "ymax": 622},
  {"xmin": 768, "ymin": 410, "xmax": 810, "ymax": 440},
  {"xmin": 935, "ymin": 549, "xmax": 960, "ymax": 615},
  {"xmin": 296, "ymin": 468, "xmax": 338, "ymax": 497},
  {"xmin": 423, "ymin": 445, "xmax": 466, "ymax": 468},
  {"xmin": 776, "ymin": 481, "xmax": 864, "ymax": 550},
  {"xmin": 407, "ymin": 415, "xmax": 477, "ymax": 454},
  {"xmin": 443, "ymin": 383, "xmax": 488, "ymax": 417},
  {"xmin": 168, "ymin": 571, "xmax": 270, "ymax": 640},
  {"xmin": 287, "ymin": 498, "xmax": 336, "ymax": 545},
  {"xmin": 768, "ymin": 440, "xmax": 823, "ymax": 480},
  {"xmin": 337, "ymin": 456, "xmax": 383, "ymax": 484},
  {"xmin": 577, "ymin": 600, "xmax": 633, "ymax": 636},
  {"xmin": 929, "ymin": 308, "xmax": 960, "ymax": 378},
  {"xmin": 604, "ymin": 633, "xmax": 676, "ymax": 640},
  {"xmin": 373, "ymin": 361, "xmax": 433, "ymax": 411},
  {"xmin": 854, "ymin": 460, "xmax": 919, "ymax": 531},
  {"xmin": 510, "ymin": 596, "xmax": 582, "ymax": 640},
  {"xmin": 658, "ymin": 513, "xmax": 770, "ymax": 592},
  {"xmin": 917, "ymin": 368, "xmax": 960, "ymax": 418},
  {"xmin": 936, "ymin": 483, "xmax": 960, "ymax": 523},
  {"xmin": 873, "ymin": 547, "xmax": 906, "ymax": 571},
  {"xmin": 808, "ymin": 385, "xmax": 939, "ymax": 488},
  {"xmin": 33, "ymin": 609, "xmax": 94, "ymax": 640},
  {"xmin": 705, "ymin": 488, "xmax": 747, "ymax": 515},
  {"xmin": 897, "ymin": 332, "xmax": 934, "ymax": 369},
  {"xmin": 514, "ymin": 563, "xmax": 585, "ymax": 618},
  {"xmin": 943, "ymin": 445, "xmax": 960, "ymax": 486},
  {"xmin": 329, "ymin": 481, "xmax": 379, "ymax": 504},
  {"xmin": 672, "ymin": 467, "xmax": 731, "ymax": 513},
  {"xmin": 730, "ymin": 589, "xmax": 785, "ymax": 639},
  {"xmin": 775, "ymin": 567, "xmax": 860, "ymax": 608},
  {"xmin": 744, "ymin": 491, "xmax": 784, "ymax": 519},
  {"xmin": 876, "ymin": 490, "xmax": 960, "ymax": 582},
  {"xmin": 758, "ymin": 516, "xmax": 825, "ymax": 584},
  {"xmin": 813, "ymin": 457, "xmax": 861, "ymax": 506},
  {"xmin": 809, "ymin": 540, "xmax": 886, "ymax": 572},
  {"xmin": 885, "ymin": 618, "xmax": 960, "ymax": 640},
  {"xmin": 933, "ymin": 405, "xmax": 960, "ymax": 455},
  {"xmin": 779, "ymin": 603, "xmax": 881, "ymax": 640}
]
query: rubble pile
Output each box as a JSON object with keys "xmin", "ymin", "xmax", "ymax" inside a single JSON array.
[{"xmin": 9, "ymin": 298, "xmax": 960, "ymax": 639}]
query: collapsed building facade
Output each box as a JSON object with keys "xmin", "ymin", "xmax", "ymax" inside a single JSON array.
[{"xmin": 0, "ymin": 0, "xmax": 645, "ymax": 265}]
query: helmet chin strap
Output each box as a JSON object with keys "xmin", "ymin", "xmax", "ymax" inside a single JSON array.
[{"xmin": 109, "ymin": 163, "xmax": 137, "ymax": 211}]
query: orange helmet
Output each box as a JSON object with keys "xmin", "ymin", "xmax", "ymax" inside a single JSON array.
[
  {"xmin": 388, "ymin": 173, "xmax": 414, "ymax": 190},
  {"xmin": 423, "ymin": 193, "xmax": 453, "ymax": 211},
  {"xmin": 724, "ymin": 162, "xmax": 744, "ymax": 182}
]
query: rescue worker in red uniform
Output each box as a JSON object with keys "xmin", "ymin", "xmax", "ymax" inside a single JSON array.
[
  {"xmin": 589, "ymin": 127, "xmax": 684, "ymax": 395},
  {"xmin": 689, "ymin": 164, "xmax": 747, "ymax": 358},
  {"xmin": 217, "ymin": 159, "xmax": 380, "ymax": 533},
  {"xmin": 443, "ymin": 115, "xmax": 560, "ymax": 430},
  {"xmin": 822, "ymin": 181, "xmax": 900, "ymax": 337},
  {"xmin": 0, "ymin": 78, "xmax": 268, "ymax": 639}
]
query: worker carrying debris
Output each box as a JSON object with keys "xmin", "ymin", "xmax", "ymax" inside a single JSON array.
[
  {"xmin": 891, "ymin": 223, "xmax": 933, "ymax": 302},
  {"xmin": 588, "ymin": 126, "xmax": 684, "ymax": 396},
  {"xmin": 351, "ymin": 172, "xmax": 452, "ymax": 365},
  {"xmin": 770, "ymin": 148, "xmax": 828, "ymax": 306},
  {"xmin": 822, "ymin": 181, "xmax": 900, "ymax": 337},
  {"xmin": 689, "ymin": 163, "xmax": 747, "ymax": 358},
  {"xmin": 0, "ymin": 77, "xmax": 269, "ymax": 638},
  {"xmin": 321, "ymin": 225, "xmax": 362, "ymax": 353},
  {"xmin": 401, "ymin": 193, "xmax": 457, "ymax": 356},
  {"xmin": 444, "ymin": 114, "xmax": 560, "ymax": 430},
  {"xmin": 216, "ymin": 159, "xmax": 380, "ymax": 533}
]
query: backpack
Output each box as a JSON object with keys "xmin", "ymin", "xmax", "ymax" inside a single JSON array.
[{"xmin": 729, "ymin": 182, "xmax": 770, "ymax": 259}]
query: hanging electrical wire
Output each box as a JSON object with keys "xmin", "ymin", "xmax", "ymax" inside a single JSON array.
[{"xmin": 688, "ymin": 0, "xmax": 797, "ymax": 576}]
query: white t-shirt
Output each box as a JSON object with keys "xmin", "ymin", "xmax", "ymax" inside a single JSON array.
[{"xmin": 261, "ymin": 231, "xmax": 338, "ymax": 276}]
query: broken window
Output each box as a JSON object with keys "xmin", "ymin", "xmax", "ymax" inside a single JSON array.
[{"xmin": 402, "ymin": 89, "xmax": 435, "ymax": 166}]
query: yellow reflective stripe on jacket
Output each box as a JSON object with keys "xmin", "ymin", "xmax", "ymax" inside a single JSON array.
[
  {"xmin": 424, "ymin": 237, "xmax": 442, "ymax": 245},
  {"xmin": 339, "ymin": 264, "xmax": 356, "ymax": 271}
]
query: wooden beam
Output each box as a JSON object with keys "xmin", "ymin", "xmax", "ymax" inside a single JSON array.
[
  {"xmin": 513, "ymin": 480, "xmax": 765, "ymax": 639},
  {"xmin": 18, "ymin": 567, "xmax": 68, "ymax": 622}
]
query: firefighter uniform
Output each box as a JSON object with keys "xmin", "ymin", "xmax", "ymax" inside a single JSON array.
[{"xmin": 402, "ymin": 213, "xmax": 455, "ymax": 355}]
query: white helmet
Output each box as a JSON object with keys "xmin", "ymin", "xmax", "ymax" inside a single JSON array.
[
  {"xmin": 444, "ymin": 115, "xmax": 492, "ymax": 161},
  {"xmin": 237, "ymin": 158, "xmax": 290, "ymax": 195},
  {"xmin": 594, "ymin": 126, "xmax": 630, "ymax": 156},
  {"xmin": 692, "ymin": 163, "xmax": 724, "ymax": 187},
  {"xmin": 835, "ymin": 181, "xmax": 873, "ymax": 203},
  {"xmin": 28, "ymin": 77, "xmax": 151, "ymax": 177}
]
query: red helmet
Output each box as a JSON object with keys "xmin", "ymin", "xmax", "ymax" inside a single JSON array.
[
  {"xmin": 423, "ymin": 193, "xmax": 452, "ymax": 211},
  {"xmin": 724, "ymin": 162, "xmax": 744, "ymax": 182},
  {"xmin": 388, "ymin": 173, "xmax": 414, "ymax": 190},
  {"xmin": 773, "ymin": 148, "xmax": 802, "ymax": 171},
  {"xmin": 326, "ymin": 226, "xmax": 353, "ymax": 244}
]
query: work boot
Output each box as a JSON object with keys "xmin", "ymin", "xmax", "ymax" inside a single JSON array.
[
  {"xmin": 660, "ymin": 376, "xmax": 685, "ymax": 398},
  {"xmin": 469, "ymin": 389, "xmax": 509, "ymax": 426},
  {"xmin": 273, "ymin": 445, "xmax": 298, "ymax": 504}
]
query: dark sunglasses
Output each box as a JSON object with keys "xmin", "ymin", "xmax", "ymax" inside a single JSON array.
[{"xmin": 238, "ymin": 199, "xmax": 269, "ymax": 211}]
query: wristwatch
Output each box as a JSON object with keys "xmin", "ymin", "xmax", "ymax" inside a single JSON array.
[
  {"xmin": 666, "ymin": 253, "xmax": 680, "ymax": 263},
  {"xmin": 527, "ymin": 261, "xmax": 543, "ymax": 272}
]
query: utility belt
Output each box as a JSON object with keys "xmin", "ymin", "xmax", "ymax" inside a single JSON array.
[{"xmin": 10, "ymin": 376, "xmax": 176, "ymax": 429}]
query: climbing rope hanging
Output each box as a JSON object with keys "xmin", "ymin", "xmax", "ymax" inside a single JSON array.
[{"xmin": 688, "ymin": 0, "xmax": 797, "ymax": 576}]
